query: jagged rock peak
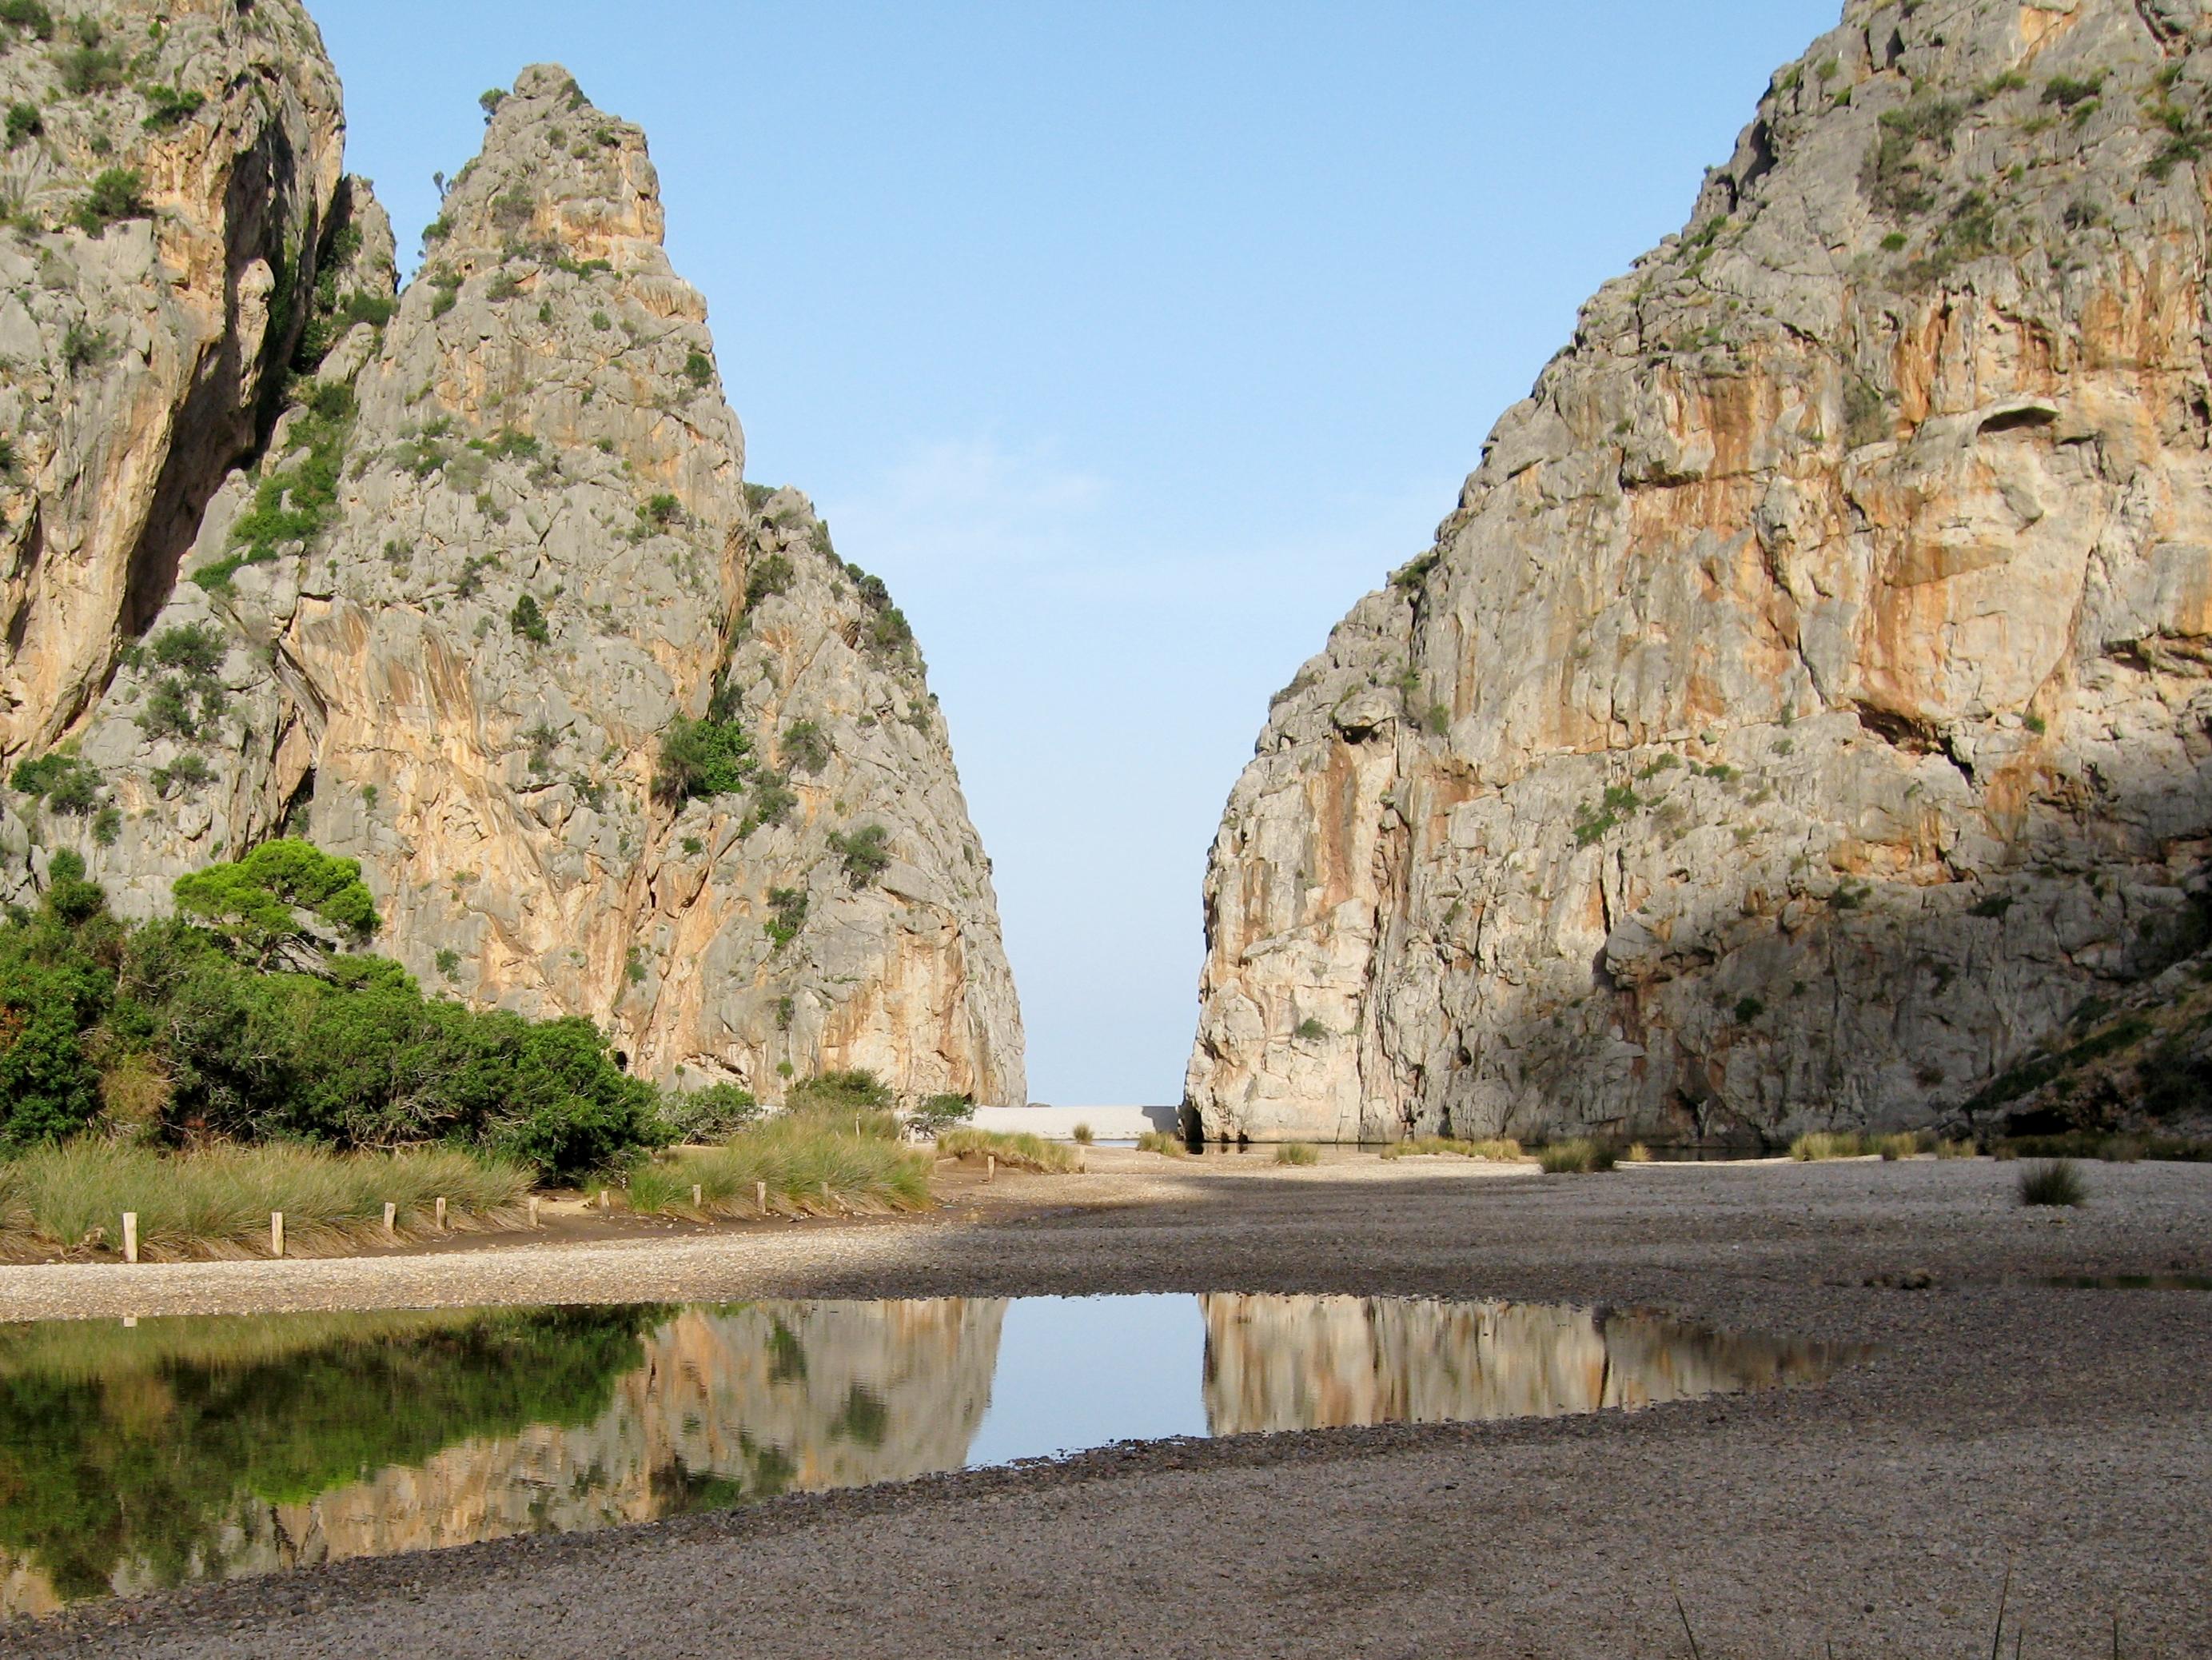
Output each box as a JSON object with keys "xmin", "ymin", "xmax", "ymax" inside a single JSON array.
[
  {"xmin": 428, "ymin": 65, "xmax": 667, "ymax": 270},
  {"xmin": 1189, "ymin": 0, "xmax": 2212, "ymax": 1147},
  {"xmin": 25, "ymin": 45, "xmax": 1023, "ymax": 1107}
]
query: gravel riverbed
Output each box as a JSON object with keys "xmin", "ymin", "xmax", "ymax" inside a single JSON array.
[{"xmin": 0, "ymin": 1150, "xmax": 2205, "ymax": 1658}]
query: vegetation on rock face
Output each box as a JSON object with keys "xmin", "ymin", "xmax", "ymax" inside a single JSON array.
[
  {"xmin": 9, "ymin": 752, "xmax": 103, "ymax": 816},
  {"xmin": 909, "ymin": 1093, "xmax": 974, "ymax": 1137},
  {"xmin": 70, "ymin": 166, "xmax": 145, "ymax": 235},
  {"xmin": 195, "ymin": 384, "xmax": 357, "ymax": 592},
  {"xmin": 829, "ymin": 824, "xmax": 891, "ymax": 887},
  {"xmin": 655, "ymin": 712, "xmax": 753, "ymax": 802}
]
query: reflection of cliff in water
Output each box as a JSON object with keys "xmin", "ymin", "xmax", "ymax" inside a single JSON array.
[
  {"xmin": 0, "ymin": 1299, "xmax": 1005, "ymax": 1614},
  {"xmin": 1199, "ymin": 1295, "xmax": 1847, "ymax": 1435}
]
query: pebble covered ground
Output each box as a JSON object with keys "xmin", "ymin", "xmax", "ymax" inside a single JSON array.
[{"xmin": 0, "ymin": 1149, "xmax": 2206, "ymax": 1657}]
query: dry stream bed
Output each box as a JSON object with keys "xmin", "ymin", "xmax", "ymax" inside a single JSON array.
[{"xmin": 0, "ymin": 1151, "xmax": 2202, "ymax": 1657}]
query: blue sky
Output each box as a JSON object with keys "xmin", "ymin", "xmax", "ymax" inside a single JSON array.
[{"xmin": 313, "ymin": 2, "xmax": 1840, "ymax": 1106}]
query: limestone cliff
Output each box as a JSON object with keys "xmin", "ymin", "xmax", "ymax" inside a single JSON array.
[
  {"xmin": 0, "ymin": 0, "xmax": 345, "ymax": 750},
  {"xmin": 1190, "ymin": 0, "xmax": 2212, "ymax": 1144},
  {"xmin": 5, "ymin": 50, "xmax": 1022, "ymax": 1103}
]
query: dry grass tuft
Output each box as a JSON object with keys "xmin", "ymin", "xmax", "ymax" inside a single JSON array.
[
  {"xmin": 628, "ymin": 1117, "xmax": 933, "ymax": 1218},
  {"xmin": 935, "ymin": 1127, "xmax": 1081, "ymax": 1173},
  {"xmin": 0, "ymin": 1141, "xmax": 529, "ymax": 1261},
  {"xmin": 1381, "ymin": 1136, "xmax": 1523, "ymax": 1162},
  {"xmin": 1274, "ymin": 1141, "xmax": 1319, "ymax": 1166},
  {"xmin": 2017, "ymin": 1159, "xmax": 2086, "ymax": 1207},
  {"xmin": 1535, "ymin": 1138, "xmax": 1619, "ymax": 1174},
  {"xmin": 1134, "ymin": 1130, "xmax": 1189, "ymax": 1158}
]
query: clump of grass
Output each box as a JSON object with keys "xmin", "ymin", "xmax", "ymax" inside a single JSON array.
[
  {"xmin": 935, "ymin": 1127, "xmax": 1080, "ymax": 1174},
  {"xmin": 1934, "ymin": 1138, "xmax": 1979, "ymax": 1159},
  {"xmin": 1070, "ymin": 1122, "xmax": 1094, "ymax": 1145},
  {"xmin": 1381, "ymin": 1135, "xmax": 1524, "ymax": 1161},
  {"xmin": 0, "ymin": 1142, "xmax": 529, "ymax": 1260},
  {"xmin": 1877, "ymin": 1130, "xmax": 1940, "ymax": 1161},
  {"xmin": 627, "ymin": 1117, "xmax": 933, "ymax": 1218},
  {"xmin": 2017, "ymin": 1159, "xmax": 2086, "ymax": 1207},
  {"xmin": 1791, "ymin": 1130, "xmax": 1874, "ymax": 1161},
  {"xmin": 1135, "ymin": 1129, "xmax": 1189, "ymax": 1158},
  {"xmin": 1626, "ymin": 1143, "xmax": 1655, "ymax": 1163},
  {"xmin": 1274, "ymin": 1141, "xmax": 1319, "ymax": 1166},
  {"xmin": 1536, "ymin": 1138, "xmax": 1618, "ymax": 1174}
]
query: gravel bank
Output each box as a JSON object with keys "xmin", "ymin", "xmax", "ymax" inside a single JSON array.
[{"xmin": 2, "ymin": 1151, "xmax": 2206, "ymax": 1657}]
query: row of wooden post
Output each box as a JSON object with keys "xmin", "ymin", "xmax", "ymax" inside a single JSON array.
[
  {"xmin": 114, "ymin": 1174, "xmax": 808, "ymax": 1261},
  {"xmin": 115, "ymin": 1194, "xmax": 540, "ymax": 1262}
]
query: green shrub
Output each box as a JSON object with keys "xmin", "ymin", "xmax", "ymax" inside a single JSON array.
[
  {"xmin": 655, "ymin": 1082, "xmax": 761, "ymax": 1143},
  {"xmin": 1275, "ymin": 1141, "xmax": 1319, "ymax": 1166},
  {"xmin": 740, "ymin": 771, "xmax": 795, "ymax": 837},
  {"xmin": 655, "ymin": 715, "xmax": 752, "ymax": 801},
  {"xmin": 138, "ymin": 84, "xmax": 203, "ymax": 130},
  {"xmin": 2042, "ymin": 73, "xmax": 2104, "ymax": 110},
  {"xmin": 149, "ymin": 752, "xmax": 213, "ymax": 797},
  {"xmin": 828, "ymin": 824, "xmax": 891, "ymax": 887},
  {"xmin": 56, "ymin": 43, "xmax": 124, "ymax": 97},
  {"xmin": 509, "ymin": 593, "xmax": 549, "ymax": 644},
  {"xmin": 434, "ymin": 948, "xmax": 460, "ymax": 978},
  {"xmin": 785, "ymin": 1069, "xmax": 893, "ymax": 1118},
  {"xmin": 763, "ymin": 885, "xmax": 807, "ymax": 948},
  {"xmin": 0, "ymin": 2, "xmax": 55, "ymax": 41},
  {"xmin": 2017, "ymin": 1159, "xmax": 2085, "ymax": 1207},
  {"xmin": 171, "ymin": 839, "xmax": 380, "ymax": 963},
  {"xmin": 149, "ymin": 623, "xmax": 225, "ymax": 677},
  {"xmin": 1536, "ymin": 1138, "xmax": 1618, "ymax": 1174},
  {"xmin": 60, "ymin": 321, "xmax": 108, "ymax": 370},
  {"xmin": 781, "ymin": 719, "xmax": 830, "ymax": 774},
  {"xmin": 745, "ymin": 553, "xmax": 794, "ymax": 609},
  {"xmin": 1293, "ymin": 1017, "xmax": 1329, "ymax": 1041},
  {"xmin": 4, "ymin": 102, "xmax": 41, "ymax": 147},
  {"xmin": 10, "ymin": 753, "xmax": 102, "ymax": 816},
  {"xmin": 70, "ymin": 167, "xmax": 144, "ymax": 234},
  {"xmin": 910, "ymin": 1093, "xmax": 974, "ymax": 1136},
  {"xmin": 684, "ymin": 350, "xmax": 712, "ymax": 386}
]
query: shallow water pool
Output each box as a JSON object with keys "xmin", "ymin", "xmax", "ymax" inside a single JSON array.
[{"xmin": 0, "ymin": 1293, "xmax": 1859, "ymax": 1613}]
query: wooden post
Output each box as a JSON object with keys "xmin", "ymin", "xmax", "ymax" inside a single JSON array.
[
  {"xmin": 755, "ymin": 1179, "xmax": 768, "ymax": 1214},
  {"xmin": 986, "ymin": 1155, "xmax": 996, "ymax": 1183},
  {"xmin": 528, "ymin": 1195, "xmax": 541, "ymax": 1227},
  {"xmin": 382, "ymin": 1201, "xmax": 397, "ymax": 1238},
  {"xmin": 270, "ymin": 1211, "xmax": 285, "ymax": 1258},
  {"xmin": 436, "ymin": 1195, "xmax": 448, "ymax": 1231},
  {"xmin": 598, "ymin": 1187, "xmax": 610, "ymax": 1211},
  {"xmin": 122, "ymin": 1212, "xmax": 138, "ymax": 1264},
  {"xmin": 821, "ymin": 1180, "xmax": 833, "ymax": 1211},
  {"xmin": 692, "ymin": 1183, "xmax": 703, "ymax": 1208}
]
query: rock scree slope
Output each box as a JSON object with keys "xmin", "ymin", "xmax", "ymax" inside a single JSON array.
[
  {"xmin": 0, "ymin": 18, "xmax": 1023, "ymax": 1107},
  {"xmin": 1190, "ymin": 0, "xmax": 2212, "ymax": 1146}
]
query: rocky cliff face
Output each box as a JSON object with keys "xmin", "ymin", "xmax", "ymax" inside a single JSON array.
[
  {"xmin": 0, "ymin": 0, "xmax": 344, "ymax": 752},
  {"xmin": 4, "ymin": 43, "xmax": 1022, "ymax": 1103},
  {"xmin": 1191, "ymin": 0, "xmax": 2212, "ymax": 1144}
]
